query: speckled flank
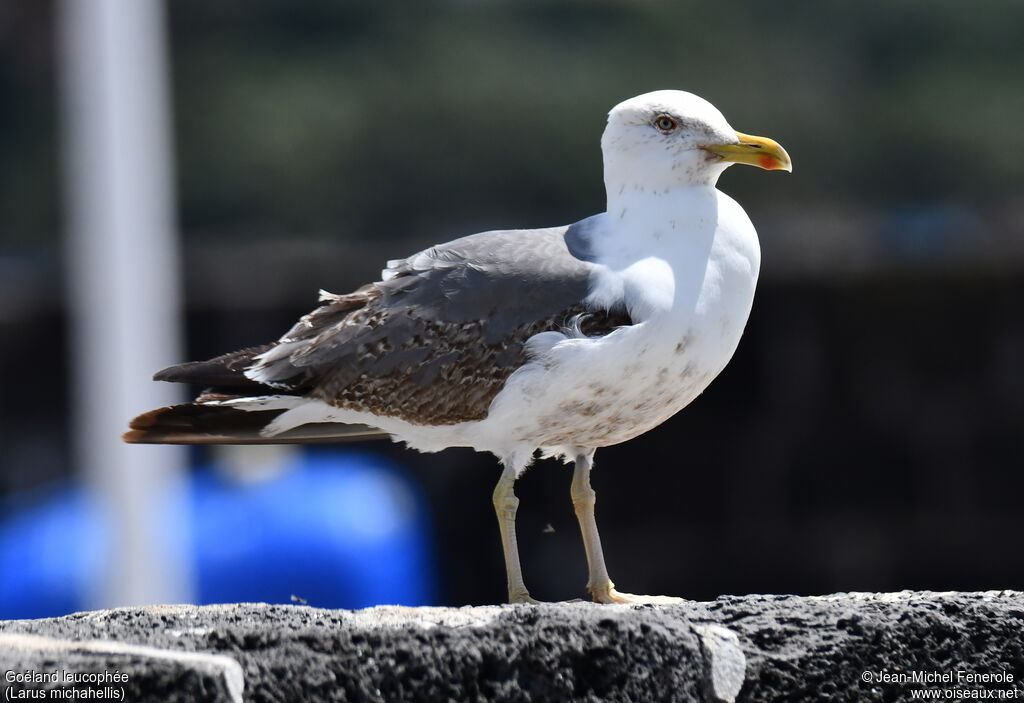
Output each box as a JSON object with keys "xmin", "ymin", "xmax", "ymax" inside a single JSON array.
[{"xmin": 510, "ymin": 328, "xmax": 724, "ymax": 450}]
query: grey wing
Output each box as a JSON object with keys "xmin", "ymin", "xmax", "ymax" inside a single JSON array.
[{"xmin": 247, "ymin": 221, "xmax": 631, "ymax": 424}]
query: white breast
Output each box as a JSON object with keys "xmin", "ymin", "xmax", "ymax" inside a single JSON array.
[{"xmin": 477, "ymin": 187, "xmax": 761, "ymax": 457}]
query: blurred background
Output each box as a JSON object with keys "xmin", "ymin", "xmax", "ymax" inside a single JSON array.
[{"xmin": 1, "ymin": 0, "xmax": 1022, "ymax": 619}]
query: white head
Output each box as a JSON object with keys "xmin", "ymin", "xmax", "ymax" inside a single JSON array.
[{"xmin": 601, "ymin": 90, "xmax": 791, "ymax": 196}]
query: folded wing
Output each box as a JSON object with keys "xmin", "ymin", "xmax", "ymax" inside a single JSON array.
[{"xmin": 126, "ymin": 223, "xmax": 630, "ymax": 444}]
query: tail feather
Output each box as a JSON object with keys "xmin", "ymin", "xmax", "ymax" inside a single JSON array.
[{"xmin": 124, "ymin": 403, "xmax": 388, "ymax": 445}]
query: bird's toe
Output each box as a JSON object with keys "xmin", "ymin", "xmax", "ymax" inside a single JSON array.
[
  {"xmin": 589, "ymin": 581, "xmax": 684, "ymax": 605},
  {"xmin": 507, "ymin": 590, "xmax": 541, "ymax": 605}
]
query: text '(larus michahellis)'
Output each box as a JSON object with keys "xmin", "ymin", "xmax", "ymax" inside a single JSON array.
[{"xmin": 126, "ymin": 90, "xmax": 792, "ymax": 604}]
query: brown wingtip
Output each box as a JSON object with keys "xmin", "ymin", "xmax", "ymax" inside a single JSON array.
[
  {"xmin": 128, "ymin": 406, "xmax": 170, "ymax": 430},
  {"xmin": 122, "ymin": 429, "xmax": 149, "ymax": 444},
  {"xmin": 124, "ymin": 407, "xmax": 176, "ymax": 443},
  {"xmin": 122, "ymin": 428, "xmax": 223, "ymax": 445}
]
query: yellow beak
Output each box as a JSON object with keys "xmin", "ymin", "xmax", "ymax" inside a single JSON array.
[{"xmin": 704, "ymin": 132, "xmax": 792, "ymax": 172}]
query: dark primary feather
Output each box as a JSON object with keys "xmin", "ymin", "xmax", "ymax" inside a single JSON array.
[
  {"xmin": 153, "ymin": 345, "xmax": 274, "ymax": 390},
  {"xmin": 126, "ymin": 221, "xmax": 631, "ymax": 444}
]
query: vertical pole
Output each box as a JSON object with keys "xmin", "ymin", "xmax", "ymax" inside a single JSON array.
[{"xmin": 58, "ymin": 0, "xmax": 192, "ymax": 608}]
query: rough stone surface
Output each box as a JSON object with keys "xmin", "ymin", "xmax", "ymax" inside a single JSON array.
[{"xmin": 1, "ymin": 592, "xmax": 1023, "ymax": 702}]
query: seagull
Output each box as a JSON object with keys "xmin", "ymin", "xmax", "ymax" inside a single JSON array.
[{"xmin": 125, "ymin": 90, "xmax": 791, "ymax": 604}]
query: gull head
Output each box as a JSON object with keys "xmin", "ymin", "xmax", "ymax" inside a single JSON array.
[{"xmin": 601, "ymin": 90, "xmax": 791, "ymax": 192}]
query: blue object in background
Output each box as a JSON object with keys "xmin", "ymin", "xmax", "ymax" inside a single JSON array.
[{"xmin": 0, "ymin": 450, "xmax": 436, "ymax": 620}]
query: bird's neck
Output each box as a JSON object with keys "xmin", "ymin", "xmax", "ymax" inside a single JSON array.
[
  {"xmin": 603, "ymin": 153, "xmax": 729, "ymax": 213},
  {"xmin": 604, "ymin": 175, "xmax": 726, "ymax": 217},
  {"xmin": 604, "ymin": 182, "xmax": 721, "ymax": 229}
]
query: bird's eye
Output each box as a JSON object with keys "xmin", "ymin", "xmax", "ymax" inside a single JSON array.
[{"xmin": 654, "ymin": 115, "xmax": 678, "ymax": 133}]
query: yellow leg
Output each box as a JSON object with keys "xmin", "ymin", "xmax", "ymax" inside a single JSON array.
[
  {"xmin": 493, "ymin": 463, "xmax": 538, "ymax": 604},
  {"xmin": 571, "ymin": 452, "xmax": 683, "ymax": 605}
]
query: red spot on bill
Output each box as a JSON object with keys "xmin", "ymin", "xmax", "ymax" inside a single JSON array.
[{"xmin": 760, "ymin": 154, "xmax": 776, "ymax": 170}]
